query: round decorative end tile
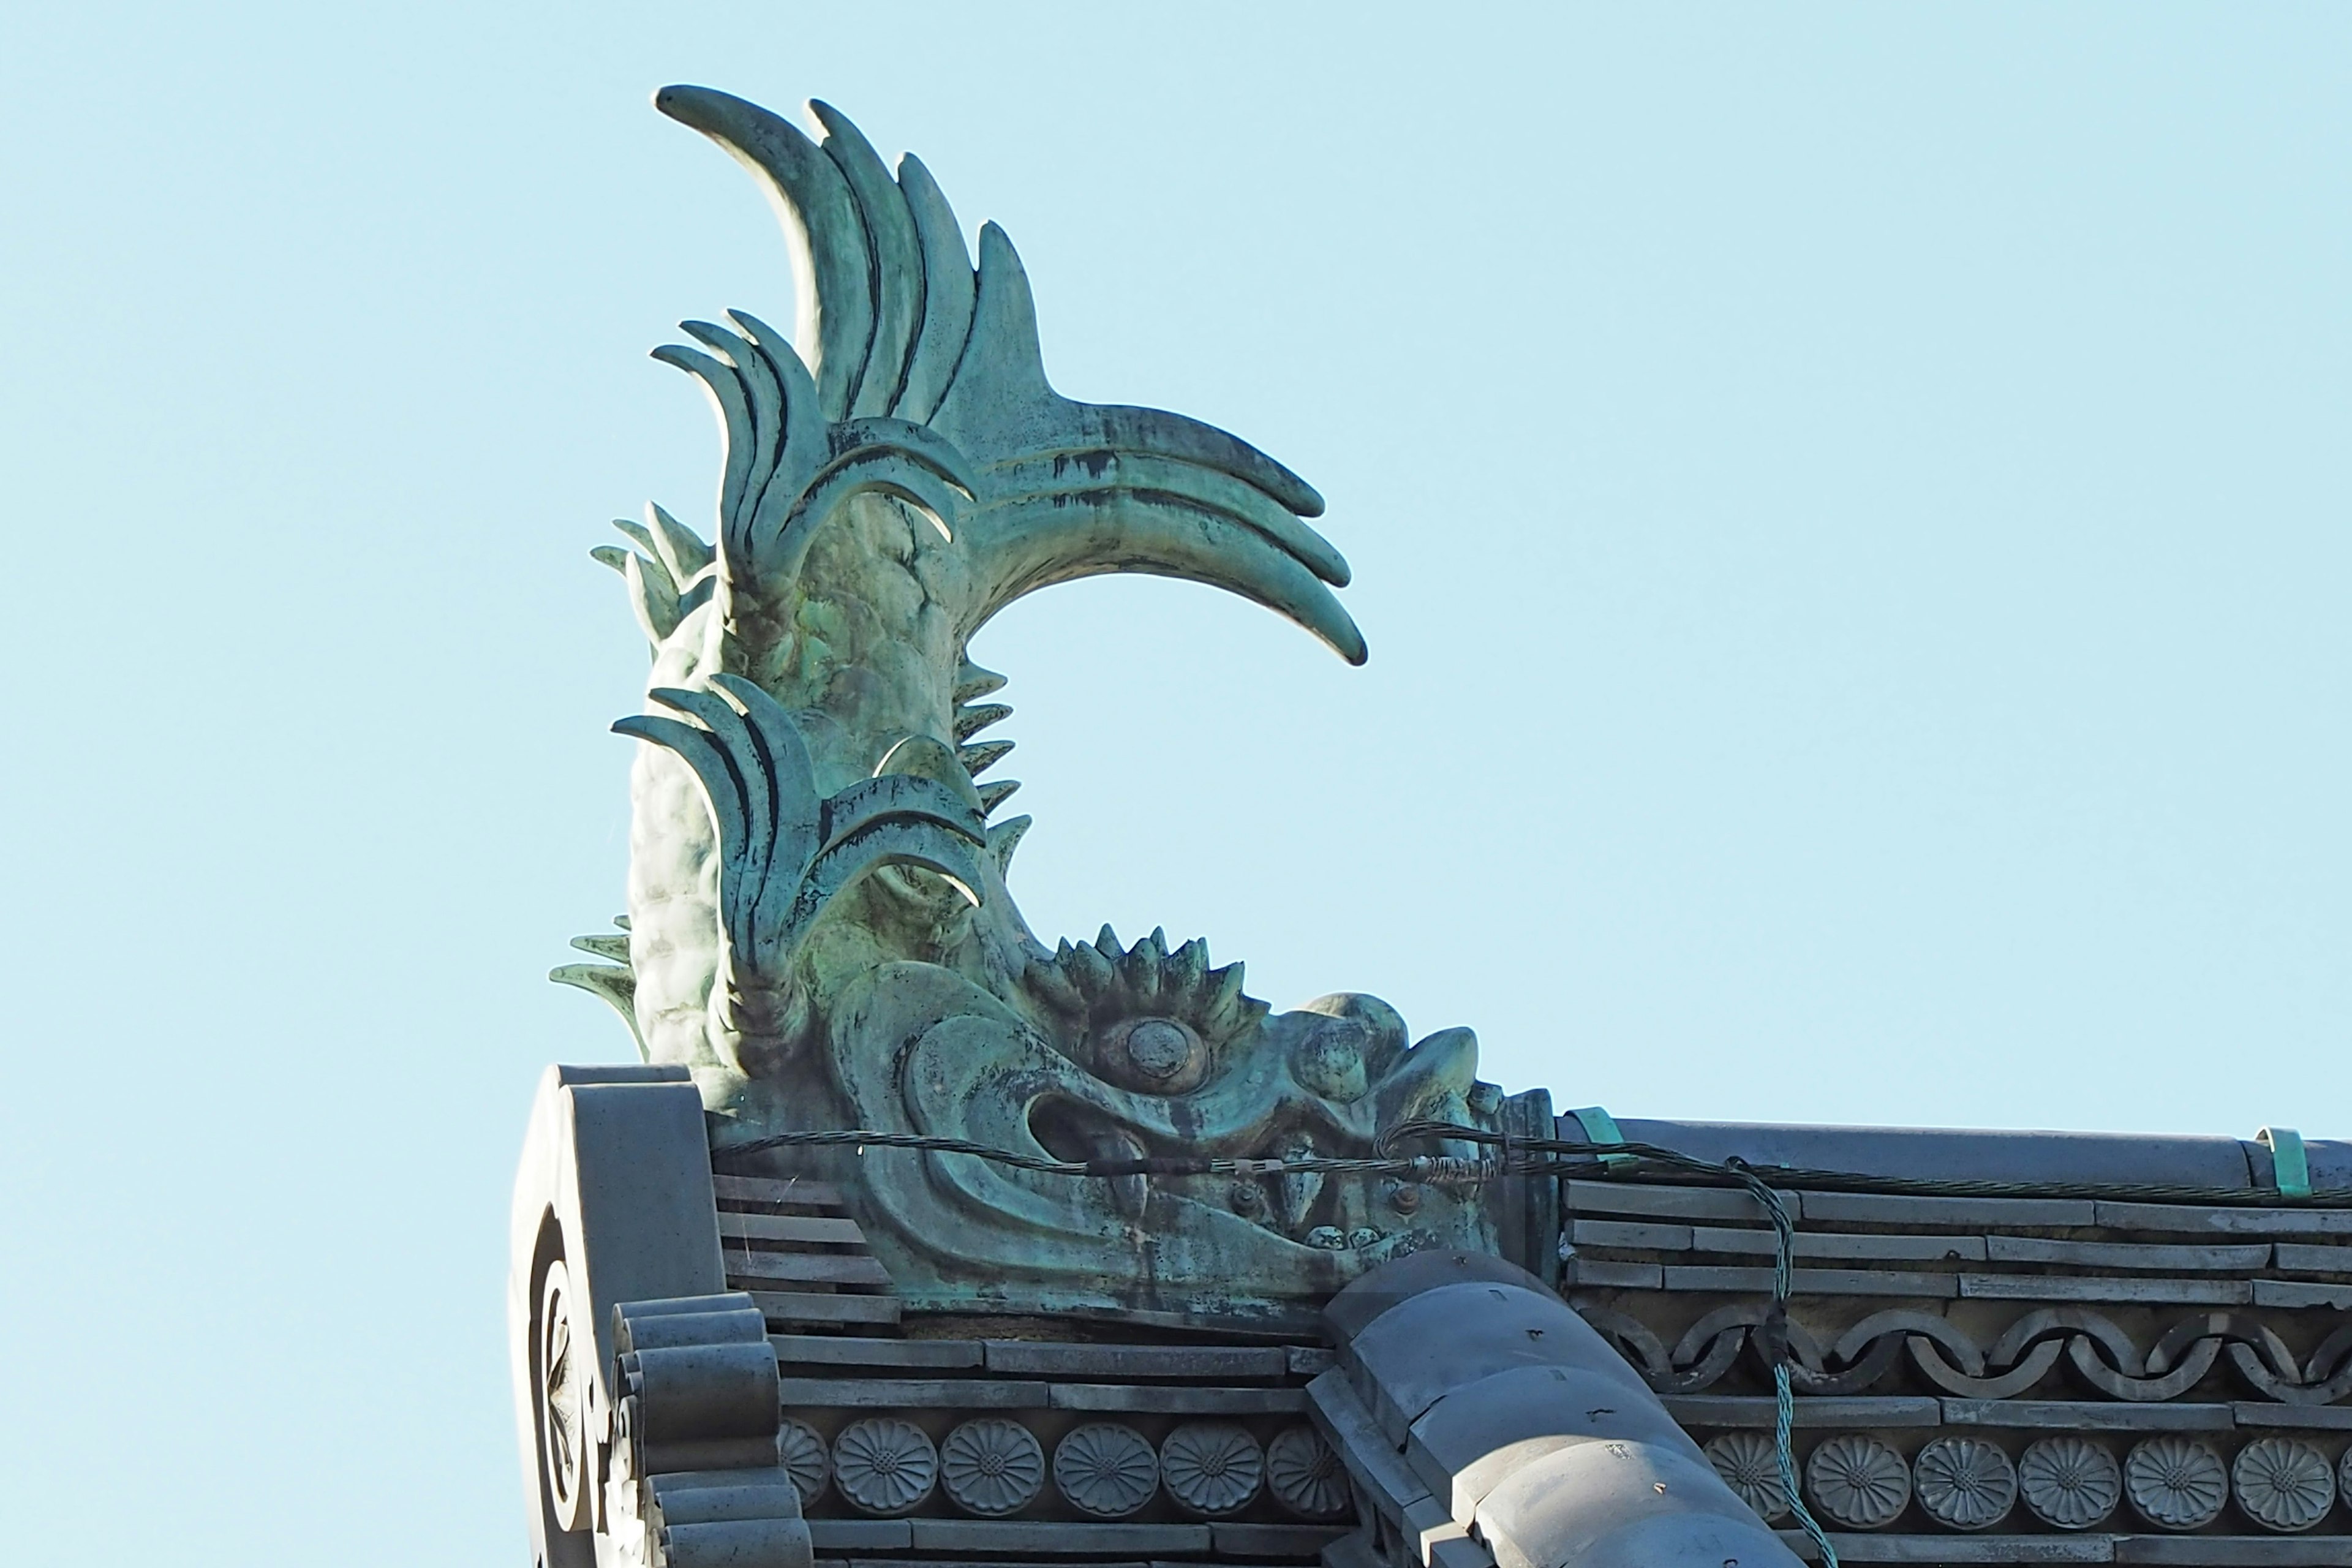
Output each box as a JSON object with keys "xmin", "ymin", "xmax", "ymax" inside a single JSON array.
[
  {"xmin": 2233, "ymin": 1437, "xmax": 2335, "ymax": 1534},
  {"xmin": 1053, "ymin": 1422, "xmax": 1159, "ymax": 1518},
  {"xmin": 1161, "ymin": 1422, "xmax": 1265, "ymax": 1517},
  {"xmin": 2124, "ymin": 1437, "xmax": 2226, "ymax": 1531},
  {"xmin": 778, "ymin": 1419, "xmax": 831, "ymax": 1507},
  {"xmin": 940, "ymin": 1418, "xmax": 1045, "ymax": 1518},
  {"xmin": 1805, "ymin": 1434, "xmax": 1910, "ymax": 1530},
  {"xmin": 1913, "ymin": 1436, "xmax": 2016, "ymax": 1531},
  {"xmin": 833, "ymin": 1417, "xmax": 938, "ymax": 1516},
  {"xmin": 1267, "ymin": 1425, "xmax": 1351, "ymax": 1521},
  {"xmin": 1704, "ymin": 1432, "xmax": 1791, "ymax": 1523},
  {"xmin": 2017, "ymin": 1436, "xmax": 2119, "ymax": 1531}
]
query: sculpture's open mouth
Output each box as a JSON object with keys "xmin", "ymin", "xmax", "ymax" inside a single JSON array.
[
  {"xmin": 1017, "ymin": 1087, "xmax": 1411, "ymax": 1252},
  {"xmin": 1026, "ymin": 1094, "xmax": 1154, "ymax": 1219},
  {"xmin": 814, "ymin": 970, "xmax": 1504, "ymax": 1303}
]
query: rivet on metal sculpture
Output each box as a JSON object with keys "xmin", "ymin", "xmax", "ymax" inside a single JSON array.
[{"xmin": 554, "ymin": 85, "xmax": 1528, "ymax": 1324}]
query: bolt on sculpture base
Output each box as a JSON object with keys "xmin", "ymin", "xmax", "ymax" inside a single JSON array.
[{"xmin": 514, "ymin": 86, "xmax": 2352, "ymax": 1568}]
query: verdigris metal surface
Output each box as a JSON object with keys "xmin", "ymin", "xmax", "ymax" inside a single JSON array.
[
  {"xmin": 1611, "ymin": 1119, "xmax": 2351, "ymax": 1191},
  {"xmin": 512, "ymin": 76, "xmax": 2352, "ymax": 1568},
  {"xmin": 551, "ymin": 87, "xmax": 1523, "ymax": 1322}
]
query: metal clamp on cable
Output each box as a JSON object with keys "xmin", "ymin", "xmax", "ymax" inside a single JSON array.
[
  {"xmin": 2258, "ymin": 1126, "xmax": 2312, "ymax": 1200},
  {"xmin": 1564, "ymin": 1104, "xmax": 1639, "ymax": 1175}
]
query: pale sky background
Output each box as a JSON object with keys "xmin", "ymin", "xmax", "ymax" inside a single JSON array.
[{"xmin": 2, "ymin": 2, "xmax": 2345, "ymax": 1558}]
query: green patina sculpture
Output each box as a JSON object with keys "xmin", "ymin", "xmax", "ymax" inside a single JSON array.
[
  {"xmin": 554, "ymin": 88, "xmax": 1526, "ymax": 1322},
  {"xmin": 513, "ymin": 89, "xmax": 2352, "ymax": 1568}
]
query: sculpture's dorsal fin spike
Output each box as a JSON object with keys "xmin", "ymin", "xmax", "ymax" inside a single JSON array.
[
  {"xmin": 644, "ymin": 504, "xmax": 714, "ymax": 585},
  {"xmin": 676, "ymin": 321, "xmax": 773, "ymax": 543},
  {"xmin": 725, "ymin": 310, "xmax": 832, "ymax": 562},
  {"xmin": 644, "ymin": 503, "xmax": 715, "ymax": 587},
  {"xmin": 654, "ymin": 85, "xmax": 870, "ymax": 421},
  {"xmin": 548, "ymin": 962, "xmax": 645, "ymax": 1056},
  {"xmin": 952, "ymin": 659, "xmax": 1006, "ymax": 703},
  {"xmin": 891, "ymin": 153, "xmax": 977, "ymax": 425},
  {"xmin": 930, "ymin": 221, "xmax": 1057, "ymax": 436},
  {"xmin": 807, "ymin": 100, "xmax": 923, "ymax": 421},
  {"xmin": 622, "ymin": 549, "xmax": 681, "ymax": 646},
  {"xmin": 725, "ymin": 311, "xmax": 829, "ymax": 494},
  {"xmin": 611, "ymin": 515, "xmax": 664, "ymax": 565},
  {"xmin": 649, "ymin": 341, "xmax": 763, "ymax": 573}
]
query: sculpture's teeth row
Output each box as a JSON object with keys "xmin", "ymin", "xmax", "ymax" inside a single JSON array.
[{"xmin": 1029, "ymin": 924, "xmax": 1266, "ymax": 1041}]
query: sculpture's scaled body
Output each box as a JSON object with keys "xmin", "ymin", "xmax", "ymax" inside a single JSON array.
[{"xmin": 555, "ymin": 88, "xmax": 1512, "ymax": 1322}]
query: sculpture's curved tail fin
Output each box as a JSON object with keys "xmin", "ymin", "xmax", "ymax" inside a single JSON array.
[{"xmin": 653, "ymin": 86, "xmax": 1365, "ymax": 665}]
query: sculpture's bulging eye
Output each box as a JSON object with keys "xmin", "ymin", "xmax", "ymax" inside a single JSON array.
[
  {"xmin": 1126, "ymin": 1020, "xmax": 1194, "ymax": 1081},
  {"xmin": 1102, "ymin": 1017, "xmax": 1210, "ymax": 1095}
]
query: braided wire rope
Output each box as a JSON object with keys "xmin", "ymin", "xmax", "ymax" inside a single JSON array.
[{"xmin": 1724, "ymin": 1158, "xmax": 1841, "ymax": 1567}]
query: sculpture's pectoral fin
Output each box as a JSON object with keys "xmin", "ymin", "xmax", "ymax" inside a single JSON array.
[
  {"xmin": 617, "ymin": 676, "xmax": 987, "ymax": 988},
  {"xmin": 612, "ymin": 678, "xmax": 827, "ymax": 974},
  {"xmin": 786, "ymin": 760, "xmax": 990, "ymax": 951},
  {"xmin": 794, "ymin": 816, "xmax": 986, "ymax": 936},
  {"xmin": 654, "ymin": 314, "xmax": 829, "ymax": 592},
  {"xmin": 820, "ymin": 772, "xmax": 987, "ymax": 858}
]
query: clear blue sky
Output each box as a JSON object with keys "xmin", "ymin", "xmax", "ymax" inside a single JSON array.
[{"xmin": 2, "ymin": 2, "xmax": 2344, "ymax": 1557}]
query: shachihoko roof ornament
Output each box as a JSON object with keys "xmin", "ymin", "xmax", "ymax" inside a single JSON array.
[
  {"xmin": 556, "ymin": 85, "xmax": 1515, "ymax": 1323},
  {"xmin": 513, "ymin": 88, "xmax": 2352, "ymax": 1568}
]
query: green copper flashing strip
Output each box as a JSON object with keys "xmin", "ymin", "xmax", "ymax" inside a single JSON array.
[
  {"xmin": 2259, "ymin": 1126, "xmax": 2312, "ymax": 1199},
  {"xmin": 1566, "ymin": 1104, "xmax": 1638, "ymax": 1175}
]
